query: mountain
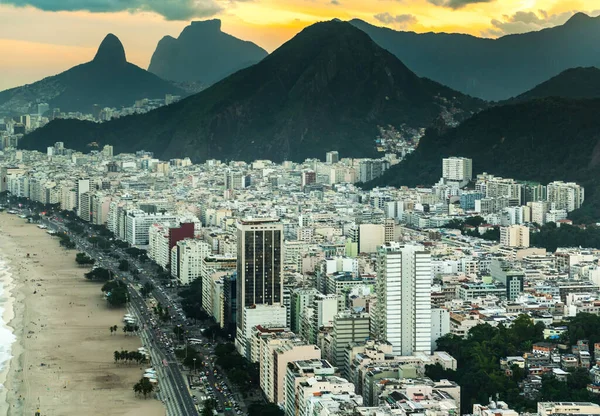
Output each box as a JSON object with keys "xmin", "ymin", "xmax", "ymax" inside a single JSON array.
[
  {"xmin": 350, "ymin": 13, "xmax": 600, "ymax": 101},
  {"xmin": 148, "ymin": 19, "xmax": 268, "ymax": 85},
  {"xmin": 510, "ymin": 67, "xmax": 600, "ymax": 101},
  {"xmin": 0, "ymin": 34, "xmax": 184, "ymax": 115},
  {"xmin": 366, "ymin": 97, "xmax": 600, "ymax": 222},
  {"xmin": 21, "ymin": 21, "xmax": 484, "ymax": 163}
]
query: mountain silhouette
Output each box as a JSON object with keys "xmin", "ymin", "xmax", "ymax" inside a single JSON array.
[
  {"xmin": 0, "ymin": 34, "xmax": 184, "ymax": 115},
  {"xmin": 509, "ymin": 67, "xmax": 600, "ymax": 102},
  {"xmin": 148, "ymin": 19, "xmax": 268, "ymax": 85},
  {"xmin": 21, "ymin": 21, "xmax": 483, "ymax": 162},
  {"xmin": 351, "ymin": 13, "xmax": 600, "ymax": 101}
]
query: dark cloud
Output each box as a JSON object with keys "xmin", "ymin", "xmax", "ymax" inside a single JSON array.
[
  {"xmin": 5, "ymin": 0, "xmax": 223, "ymax": 20},
  {"xmin": 486, "ymin": 9, "xmax": 578, "ymax": 36},
  {"xmin": 427, "ymin": 0, "xmax": 494, "ymax": 10},
  {"xmin": 374, "ymin": 12, "xmax": 417, "ymax": 28}
]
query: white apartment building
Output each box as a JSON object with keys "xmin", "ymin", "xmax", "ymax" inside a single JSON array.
[
  {"xmin": 149, "ymin": 223, "xmax": 173, "ymax": 269},
  {"xmin": 374, "ymin": 242, "xmax": 432, "ymax": 355},
  {"xmin": 124, "ymin": 209, "xmax": 178, "ymax": 246},
  {"xmin": 547, "ymin": 181, "xmax": 585, "ymax": 212},
  {"xmin": 238, "ymin": 304, "xmax": 287, "ymax": 360},
  {"xmin": 500, "ymin": 225, "xmax": 530, "ymax": 248},
  {"xmin": 442, "ymin": 157, "xmax": 473, "ymax": 182},
  {"xmin": 170, "ymin": 239, "xmax": 211, "ymax": 286},
  {"xmin": 285, "ymin": 359, "xmax": 355, "ymax": 416}
]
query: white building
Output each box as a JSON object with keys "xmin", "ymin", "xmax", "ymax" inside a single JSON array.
[
  {"xmin": 547, "ymin": 181, "xmax": 585, "ymax": 213},
  {"xmin": 442, "ymin": 157, "xmax": 472, "ymax": 183},
  {"xmin": 170, "ymin": 239, "xmax": 212, "ymax": 286},
  {"xmin": 238, "ymin": 304, "xmax": 287, "ymax": 360},
  {"xmin": 431, "ymin": 308, "xmax": 450, "ymax": 351},
  {"xmin": 538, "ymin": 402, "xmax": 600, "ymax": 416},
  {"xmin": 374, "ymin": 242, "xmax": 432, "ymax": 355},
  {"xmin": 124, "ymin": 209, "xmax": 178, "ymax": 246}
]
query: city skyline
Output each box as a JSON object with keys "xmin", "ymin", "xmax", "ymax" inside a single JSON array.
[{"xmin": 1, "ymin": 0, "xmax": 600, "ymax": 91}]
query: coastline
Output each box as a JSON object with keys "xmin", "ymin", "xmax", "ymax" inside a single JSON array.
[
  {"xmin": 0, "ymin": 213, "xmax": 165, "ymax": 415},
  {"xmin": 0, "ymin": 258, "xmax": 17, "ymax": 413}
]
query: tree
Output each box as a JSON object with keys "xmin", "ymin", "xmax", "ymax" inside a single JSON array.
[
  {"xmin": 85, "ymin": 267, "xmax": 111, "ymax": 282},
  {"xmin": 118, "ymin": 260, "xmax": 130, "ymax": 272},
  {"xmin": 133, "ymin": 377, "xmax": 154, "ymax": 398},
  {"xmin": 140, "ymin": 282, "xmax": 154, "ymax": 298},
  {"xmin": 76, "ymin": 252, "xmax": 95, "ymax": 266},
  {"xmin": 247, "ymin": 402, "xmax": 284, "ymax": 416}
]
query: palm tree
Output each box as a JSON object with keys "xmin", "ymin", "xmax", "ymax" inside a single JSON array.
[{"xmin": 114, "ymin": 351, "xmax": 120, "ymax": 363}]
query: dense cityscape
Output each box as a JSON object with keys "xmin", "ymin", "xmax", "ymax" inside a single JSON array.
[
  {"xmin": 0, "ymin": 141, "xmax": 599, "ymax": 416},
  {"xmin": 3, "ymin": 2, "xmax": 600, "ymax": 416}
]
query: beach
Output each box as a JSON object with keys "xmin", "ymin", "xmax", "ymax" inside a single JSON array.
[{"xmin": 0, "ymin": 213, "xmax": 165, "ymax": 415}]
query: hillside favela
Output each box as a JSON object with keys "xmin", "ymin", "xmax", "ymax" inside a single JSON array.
[{"xmin": 3, "ymin": 2, "xmax": 600, "ymax": 416}]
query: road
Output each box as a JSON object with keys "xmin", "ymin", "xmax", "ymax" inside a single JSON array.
[{"xmin": 41, "ymin": 215, "xmax": 200, "ymax": 416}]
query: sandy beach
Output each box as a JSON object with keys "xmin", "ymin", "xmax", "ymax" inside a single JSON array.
[{"xmin": 0, "ymin": 213, "xmax": 165, "ymax": 416}]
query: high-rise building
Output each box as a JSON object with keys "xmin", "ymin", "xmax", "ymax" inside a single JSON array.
[
  {"xmin": 75, "ymin": 178, "xmax": 90, "ymax": 216},
  {"xmin": 442, "ymin": 157, "xmax": 472, "ymax": 182},
  {"xmin": 374, "ymin": 242, "xmax": 432, "ymax": 355},
  {"xmin": 546, "ymin": 181, "xmax": 585, "ymax": 212},
  {"xmin": 326, "ymin": 151, "xmax": 339, "ymax": 164},
  {"xmin": 236, "ymin": 219, "xmax": 284, "ymax": 352}
]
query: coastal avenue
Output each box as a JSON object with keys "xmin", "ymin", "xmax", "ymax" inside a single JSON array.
[{"xmin": 41, "ymin": 215, "xmax": 200, "ymax": 416}]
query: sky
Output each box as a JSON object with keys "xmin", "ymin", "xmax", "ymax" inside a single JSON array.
[{"xmin": 1, "ymin": 0, "xmax": 599, "ymax": 91}]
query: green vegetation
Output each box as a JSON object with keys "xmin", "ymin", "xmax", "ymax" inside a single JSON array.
[
  {"xmin": 140, "ymin": 282, "xmax": 154, "ymax": 298},
  {"xmin": 175, "ymin": 344, "xmax": 204, "ymax": 369},
  {"xmin": 101, "ymin": 280, "xmax": 129, "ymax": 307},
  {"xmin": 118, "ymin": 259, "xmax": 130, "ymax": 272},
  {"xmin": 153, "ymin": 303, "xmax": 171, "ymax": 322},
  {"xmin": 444, "ymin": 216, "xmax": 500, "ymax": 240},
  {"xmin": 214, "ymin": 343, "xmax": 258, "ymax": 390},
  {"xmin": 366, "ymin": 98, "xmax": 600, "ymax": 223},
  {"xmin": 201, "ymin": 399, "xmax": 217, "ymax": 416},
  {"xmin": 84, "ymin": 267, "xmax": 111, "ymax": 282},
  {"xmin": 109, "ymin": 325, "xmax": 118, "ymax": 335},
  {"xmin": 57, "ymin": 232, "xmax": 76, "ymax": 249},
  {"xmin": 88, "ymin": 236, "xmax": 111, "ymax": 250},
  {"xmin": 123, "ymin": 323, "xmax": 139, "ymax": 334},
  {"xmin": 247, "ymin": 402, "xmax": 285, "ymax": 416},
  {"xmin": 115, "ymin": 350, "xmax": 147, "ymax": 365},
  {"xmin": 178, "ymin": 279, "xmax": 209, "ymax": 321},
  {"xmin": 428, "ymin": 313, "xmax": 600, "ymax": 413},
  {"xmin": 531, "ymin": 223, "xmax": 600, "ymax": 252},
  {"xmin": 75, "ymin": 252, "xmax": 95, "ymax": 266},
  {"xmin": 133, "ymin": 377, "xmax": 155, "ymax": 398}
]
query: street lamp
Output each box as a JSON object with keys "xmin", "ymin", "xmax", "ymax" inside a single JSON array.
[{"xmin": 193, "ymin": 358, "xmax": 197, "ymax": 374}]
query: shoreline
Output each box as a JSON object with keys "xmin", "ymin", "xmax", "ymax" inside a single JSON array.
[
  {"xmin": 0, "ymin": 259, "xmax": 17, "ymax": 412},
  {"xmin": 0, "ymin": 213, "xmax": 165, "ymax": 415}
]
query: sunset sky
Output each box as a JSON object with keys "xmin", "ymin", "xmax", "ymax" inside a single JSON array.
[{"xmin": 1, "ymin": 0, "xmax": 599, "ymax": 91}]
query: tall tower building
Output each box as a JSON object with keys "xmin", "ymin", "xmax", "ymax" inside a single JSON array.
[
  {"xmin": 236, "ymin": 218, "xmax": 285, "ymax": 353},
  {"xmin": 75, "ymin": 178, "xmax": 90, "ymax": 217},
  {"xmin": 374, "ymin": 242, "xmax": 432, "ymax": 355}
]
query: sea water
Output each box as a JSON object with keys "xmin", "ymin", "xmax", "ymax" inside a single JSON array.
[{"xmin": 0, "ymin": 259, "xmax": 16, "ymax": 390}]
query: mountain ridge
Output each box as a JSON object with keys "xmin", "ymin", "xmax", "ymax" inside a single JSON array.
[
  {"xmin": 350, "ymin": 13, "xmax": 600, "ymax": 100},
  {"xmin": 148, "ymin": 19, "xmax": 268, "ymax": 85},
  {"xmin": 21, "ymin": 20, "xmax": 484, "ymax": 163},
  {"xmin": 0, "ymin": 34, "xmax": 184, "ymax": 116}
]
